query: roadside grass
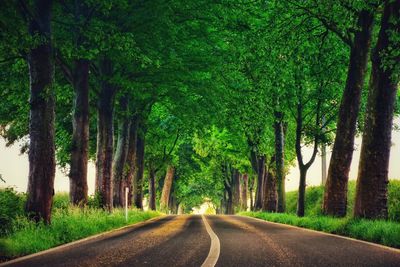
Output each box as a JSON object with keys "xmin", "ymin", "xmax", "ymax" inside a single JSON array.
[
  {"xmin": 239, "ymin": 211, "xmax": 400, "ymax": 248},
  {"xmin": 0, "ymin": 191, "xmax": 160, "ymax": 260},
  {"xmin": 239, "ymin": 180, "xmax": 400, "ymax": 248}
]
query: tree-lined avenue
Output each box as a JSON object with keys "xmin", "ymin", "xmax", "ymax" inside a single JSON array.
[{"xmin": 2, "ymin": 215, "xmax": 399, "ymax": 267}]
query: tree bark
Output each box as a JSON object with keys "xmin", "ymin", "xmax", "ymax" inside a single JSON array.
[
  {"xmin": 224, "ymin": 181, "xmax": 233, "ymax": 214},
  {"xmin": 263, "ymin": 169, "xmax": 278, "ymax": 212},
  {"xmin": 168, "ymin": 186, "xmax": 176, "ymax": 213},
  {"xmin": 68, "ymin": 59, "xmax": 90, "ymax": 206},
  {"xmin": 274, "ymin": 111, "xmax": 285, "ymax": 212},
  {"xmin": 95, "ymin": 58, "xmax": 116, "ymax": 210},
  {"xmin": 295, "ymin": 96, "xmax": 320, "ymax": 217},
  {"xmin": 169, "ymin": 192, "xmax": 178, "ymax": 214},
  {"xmin": 240, "ymin": 173, "xmax": 248, "ymax": 211},
  {"xmin": 160, "ymin": 165, "xmax": 175, "ymax": 212},
  {"xmin": 232, "ymin": 169, "xmax": 240, "ymax": 211},
  {"xmin": 25, "ymin": 0, "xmax": 56, "ymax": 224},
  {"xmin": 112, "ymin": 98, "xmax": 130, "ymax": 207},
  {"xmin": 249, "ymin": 175, "xmax": 254, "ymax": 211},
  {"xmin": 354, "ymin": 0, "xmax": 400, "ymax": 220},
  {"xmin": 254, "ymin": 155, "xmax": 265, "ymax": 210},
  {"xmin": 148, "ymin": 167, "xmax": 156, "ymax": 210},
  {"xmin": 323, "ymin": 10, "xmax": 375, "ymax": 217},
  {"xmin": 123, "ymin": 117, "xmax": 138, "ymax": 207},
  {"xmin": 297, "ymin": 167, "xmax": 308, "ymax": 217},
  {"xmin": 133, "ymin": 130, "xmax": 145, "ymax": 209}
]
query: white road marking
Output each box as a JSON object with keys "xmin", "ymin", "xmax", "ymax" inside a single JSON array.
[{"xmin": 201, "ymin": 215, "xmax": 220, "ymax": 267}]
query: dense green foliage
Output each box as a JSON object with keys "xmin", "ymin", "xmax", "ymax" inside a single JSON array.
[
  {"xmin": 0, "ymin": 188, "xmax": 25, "ymax": 236},
  {"xmin": 0, "ymin": 0, "xmax": 399, "ymax": 237}
]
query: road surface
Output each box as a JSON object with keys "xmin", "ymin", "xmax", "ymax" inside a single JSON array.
[{"xmin": 2, "ymin": 215, "xmax": 400, "ymax": 267}]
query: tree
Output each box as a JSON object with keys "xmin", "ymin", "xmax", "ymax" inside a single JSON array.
[
  {"xmin": 354, "ymin": 0, "xmax": 400, "ymax": 219},
  {"xmin": 112, "ymin": 97, "xmax": 130, "ymax": 207},
  {"xmin": 160, "ymin": 165, "xmax": 175, "ymax": 212},
  {"xmin": 23, "ymin": 0, "xmax": 56, "ymax": 223},
  {"xmin": 321, "ymin": 3, "xmax": 376, "ymax": 217},
  {"xmin": 53, "ymin": 0, "xmax": 100, "ymax": 206}
]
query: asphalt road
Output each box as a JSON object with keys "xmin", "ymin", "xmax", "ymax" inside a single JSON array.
[{"xmin": 2, "ymin": 215, "xmax": 400, "ymax": 267}]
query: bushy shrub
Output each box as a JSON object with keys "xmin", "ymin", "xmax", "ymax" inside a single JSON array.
[
  {"xmin": 87, "ymin": 192, "xmax": 103, "ymax": 209},
  {"xmin": 388, "ymin": 180, "xmax": 400, "ymax": 221},
  {"xmin": 52, "ymin": 192, "xmax": 70, "ymax": 210},
  {"xmin": 0, "ymin": 188, "xmax": 25, "ymax": 236}
]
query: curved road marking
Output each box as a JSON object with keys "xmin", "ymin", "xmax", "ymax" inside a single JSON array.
[{"xmin": 201, "ymin": 215, "xmax": 220, "ymax": 267}]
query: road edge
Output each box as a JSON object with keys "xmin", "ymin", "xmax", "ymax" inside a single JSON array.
[
  {"xmin": 0, "ymin": 215, "xmax": 167, "ymax": 266},
  {"xmin": 238, "ymin": 215, "xmax": 400, "ymax": 253}
]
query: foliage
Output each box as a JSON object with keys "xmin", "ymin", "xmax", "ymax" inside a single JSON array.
[{"xmin": 0, "ymin": 188, "xmax": 25, "ymax": 236}]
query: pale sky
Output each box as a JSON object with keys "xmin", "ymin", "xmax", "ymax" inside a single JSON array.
[{"xmin": 1, "ymin": 118, "xmax": 399, "ymax": 194}]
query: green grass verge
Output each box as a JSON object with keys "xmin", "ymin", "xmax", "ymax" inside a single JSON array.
[
  {"xmin": 238, "ymin": 179, "xmax": 400, "ymax": 248},
  {"xmin": 284, "ymin": 180, "xmax": 400, "ymax": 221},
  {"xmin": 0, "ymin": 207, "xmax": 160, "ymax": 260},
  {"xmin": 239, "ymin": 211, "xmax": 400, "ymax": 248}
]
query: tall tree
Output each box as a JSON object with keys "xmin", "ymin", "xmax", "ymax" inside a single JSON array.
[
  {"xmin": 112, "ymin": 97, "xmax": 130, "ymax": 207},
  {"xmin": 54, "ymin": 0, "xmax": 95, "ymax": 206},
  {"xmin": 160, "ymin": 165, "xmax": 175, "ymax": 212},
  {"xmin": 23, "ymin": 0, "xmax": 56, "ymax": 223},
  {"xmin": 95, "ymin": 57, "xmax": 117, "ymax": 210},
  {"xmin": 323, "ymin": 5, "xmax": 376, "ymax": 217},
  {"xmin": 354, "ymin": 0, "xmax": 400, "ymax": 219},
  {"xmin": 148, "ymin": 166, "xmax": 157, "ymax": 210},
  {"xmin": 274, "ymin": 111, "xmax": 285, "ymax": 212},
  {"xmin": 133, "ymin": 125, "xmax": 146, "ymax": 209},
  {"xmin": 240, "ymin": 173, "xmax": 248, "ymax": 211}
]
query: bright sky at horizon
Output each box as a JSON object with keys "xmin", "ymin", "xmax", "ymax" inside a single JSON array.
[{"xmin": 1, "ymin": 118, "xmax": 400, "ymax": 194}]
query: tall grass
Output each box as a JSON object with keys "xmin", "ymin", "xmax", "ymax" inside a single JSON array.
[
  {"xmin": 0, "ymin": 190, "xmax": 160, "ymax": 260},
  {"xmin": 285, "ymin": 180, "xmax": 400, "ymax": 220},
  {"xmin": 240, "ymin": 211, "xmax": 400, "ymax": 248},
  {"xmin": 240, "ymin": 180, "xmax": 400, "ymax": 248}
]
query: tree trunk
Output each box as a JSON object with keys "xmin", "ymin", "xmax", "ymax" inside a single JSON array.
[
  {"xmin": 224, "ymin": 184, "xmax": 233, "ymax": 214},
  {"xmin": 321, "ymin": 143, "xmax": 327, "ymax": 185},
  {"xmin": 133, "ymin": 130, "xmax": 145, "ymax": 209},
  {"xmin": 297, "ymin": 167, "xmax": 308, "ymax": 217},
  {"xmin": 160, "ymin": 165, "xmax": 175, "ymax": 212},
  {"xmin": 123, "ymin": 117, "xmax": 138, "ymax": 207},
  {"xmin": 249, "ymin": 176, "xmax": 254, "ymax": 211},
  {"xmin": 168, "ymin": 187, "xmax": 178, "ymax": 214},
  {"xmin": 274, "ymin": 111, "xmax": 285, "ymax": 212},
  {"xmin": 323, "ymin": 10, "xmax": 375, "ymax": 217},
  {"xmin": 219, "ymin": 197, "xmax": 225, "ymax": 214},
  {"xmin": 148, "ymin": 167, "xmax": 156, "ymax": 210},
  {"xmin": 112, "ymin": 98, "xmax": 130, "ymax": 207},
  {"xmin": 69, "ymin": 59, "xmax": 89, "ymax": 206},
  {"xmin": 25, "ymin": 0, "xmax": 55, "ymax": 224},
  {"xmin": 95, "ymin": 58, "xmax": 116, "ymax": 211},
  {"xmin": 354, "ymin": 0, "xmax": 400, "ymax": 219},
  {"xmin": 240, "ymin": 173, "xmax": 248, "ymax": 211},
  {"xmin": 231, "ymin": 169, "xmax": 240, "ymax": 211},
  {"xmin": 169, "ymin": 192, "xmax": 178, "ymax": 214},
  {"xmin": 263, "ymin": 170, "xmax": 278, "ymax": 212},
  {"xmin": 254, "ymin": 155, "xmax": 265, "ymax": 210},
  {"xmin": 295, "ymin": 98, "xmax": 319, "ymax": 217}
]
